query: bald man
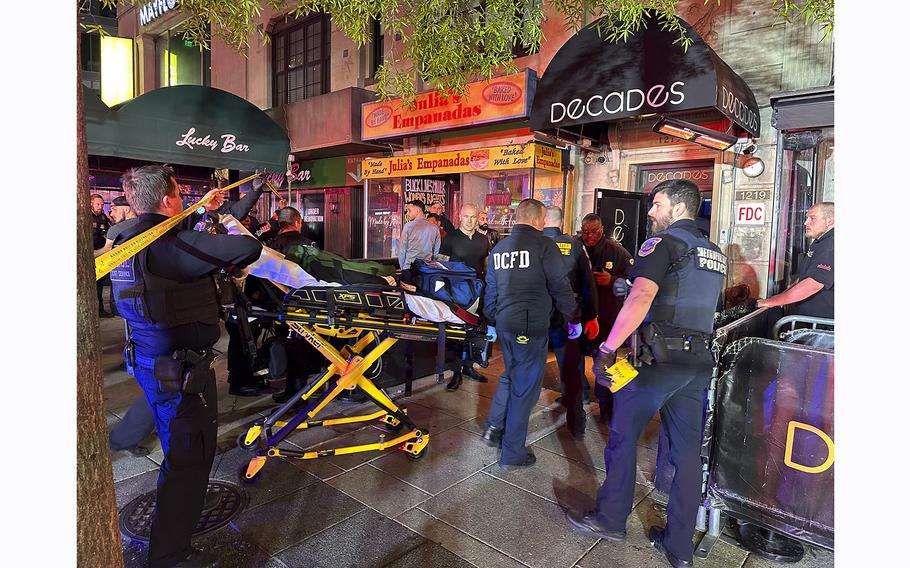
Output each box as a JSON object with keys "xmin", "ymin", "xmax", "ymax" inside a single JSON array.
[
  {"xmin": 440, "ymin": 203, "xmax": 492, "ymax": 390},
  {"xmin": 757, "ymin": 202, "xmax": 834, "ymax": 318}
]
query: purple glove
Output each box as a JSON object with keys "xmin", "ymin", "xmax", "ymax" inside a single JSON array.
[{"xmin": 567, "ymin": 322, "xmax": 582, "ymax": 340}]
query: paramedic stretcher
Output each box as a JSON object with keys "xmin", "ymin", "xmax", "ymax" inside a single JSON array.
[{"xmin": 223, "ymin": 218, "xmax": 488, "ymax": 482}]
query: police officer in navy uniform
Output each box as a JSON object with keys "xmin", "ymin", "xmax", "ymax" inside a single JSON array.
[
  {"xmin": 566, "ymin": 180, "xmax": 727, "ymax": 568},
  {"xmin": 111, "ymin": 165, "xmax": 262, "ymax": 568},
  {"xmin": 91, "ymin": 193, "xmax": 115, "ymax": 317},
  {"xmin": 542, "ymin": 206, "xmax": 598, "ymax": 438},
  {"xmin": 481, "ymin": 199, "xmax": 581, "ymax": 468}
]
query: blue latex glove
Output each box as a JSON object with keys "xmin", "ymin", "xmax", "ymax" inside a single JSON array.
[
  {"xmin": 567, "ymin": 322, "xmax": 582, "ymax": 340},
  {"xmin": 485, "ymin": 325, "xmax": 497, "ymax": 343}
]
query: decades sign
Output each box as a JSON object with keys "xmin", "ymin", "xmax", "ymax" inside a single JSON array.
[{"xmin": 530, "ymin": 14, "xmax": 760, "ymax": 138}]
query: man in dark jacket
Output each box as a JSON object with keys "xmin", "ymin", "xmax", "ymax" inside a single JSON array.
[
  {"xmin": 480, "ymin": 199, "xmax": 581, "ymax": 468},
  {"xmin": 264, "ymin": 206, "xmax": 320, "ymax": 404},
  {"xmin": 579, "ymin": 213, "xmax": 634, "ymax": 422},
  {"xmin": 543, "ymin": 206, "xmax": 598, "ymax": 437}
]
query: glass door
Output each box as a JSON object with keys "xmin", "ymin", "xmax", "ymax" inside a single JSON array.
[{"xmin": 768, "ymin": 128, "xmax": 835, "ymax": 293}]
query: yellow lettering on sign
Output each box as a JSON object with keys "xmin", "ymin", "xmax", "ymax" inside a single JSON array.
[
  {"xmin": 783, "ymin": 420, "xmax": 835, "ymax": 474},
  {"xmin": 556, "ymin": 242, "xmax": 572, "ymax": 256}
]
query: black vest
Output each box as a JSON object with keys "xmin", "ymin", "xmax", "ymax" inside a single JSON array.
[
  {"xmin": 645, "ymin": 224, "xmax": 726, "ymax": 334},
  {"xmin": 110, "ymin": 221, "xmax": 220, "ymax": 331}
]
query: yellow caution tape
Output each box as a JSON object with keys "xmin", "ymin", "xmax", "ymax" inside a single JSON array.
[{"xmin": 94, "ymin": 173, "xmax": 260, "ymax": 280}]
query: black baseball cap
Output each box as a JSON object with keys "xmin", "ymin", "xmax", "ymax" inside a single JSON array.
[
  {"xmin": 405, "ymin": 199, "xmax": 426, "ymax": 211},
  {"xmin": 112, "ymin": 196, "xmax": 129, "ymax": 206}
]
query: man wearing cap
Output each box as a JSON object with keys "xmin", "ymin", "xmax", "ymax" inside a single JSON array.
[{"xmin": 398, "ymin": 199, "xmax": 440, "ymax": 279}]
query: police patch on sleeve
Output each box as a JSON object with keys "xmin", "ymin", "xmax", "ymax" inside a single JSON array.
[{"xmin": 638, "ymin": 237, "xmax": 662, "ymax": 257}]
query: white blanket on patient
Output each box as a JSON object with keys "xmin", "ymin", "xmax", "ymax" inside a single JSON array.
[{"xmin": 220, "ymin": 215, "xmax": 471, "ymax": 324}]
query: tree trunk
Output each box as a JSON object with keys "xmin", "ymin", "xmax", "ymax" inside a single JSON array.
[{"xmin": 76, "ymin": 35, "xmax": 124, "ymax": 568}]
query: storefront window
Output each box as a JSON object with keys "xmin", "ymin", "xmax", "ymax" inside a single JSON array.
[
  {"xmin": 366, "ymin": 179, "xmax": 403, "ymax": 259},
  {"xmin": 462, "ymin": 171, "xmax": 530, "ymax": 232},
  {"xmin": 157, "ymin": 26, "xmax": 211, "ymax": 87}
]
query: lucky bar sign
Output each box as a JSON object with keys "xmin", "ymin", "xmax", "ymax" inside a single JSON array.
[
  {"xmin": 362, "ymin": 70, "xmax": 535, "ymax": 140},
  {"xmin": 175, "ymin": 127, "xmax": 250, "ymax": 154}
]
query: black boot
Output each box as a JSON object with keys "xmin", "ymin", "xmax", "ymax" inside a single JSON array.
[
  {"xmin": 446, "ymin": 368, "xmax": 463, "ymax": 392},
  {"xmin": 462, "ymin": 365, "xmax": 488, "ymax": 382}
]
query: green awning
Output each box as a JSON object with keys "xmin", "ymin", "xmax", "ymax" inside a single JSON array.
[{"xmin": 85, "ymin": 85, "xmax": 290, "ymax": 172}]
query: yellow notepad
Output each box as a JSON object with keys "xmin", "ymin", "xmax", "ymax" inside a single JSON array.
[{"xmin": 606, "ymin": 358, "xmax": 639, "ymax": 393}]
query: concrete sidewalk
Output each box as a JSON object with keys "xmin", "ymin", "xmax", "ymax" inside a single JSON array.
[{"xmin": 100, "ymin": 317, "xmax": 834, "ymax": 568}]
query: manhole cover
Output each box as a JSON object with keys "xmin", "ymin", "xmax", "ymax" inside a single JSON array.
[{"xmin": 119, "ymin": 481, "xmax": 248, "ymax": 542}]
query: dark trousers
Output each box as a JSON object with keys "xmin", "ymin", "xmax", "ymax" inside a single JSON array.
[
  {"xmin": 485, "ymin": 333, "xmax": 549, "ymax": 464},
  {"xmin": 133, "ymin": 356, "xmax": 218, "ymax": 568},
  {"xmin": 225, "ymin": 318, "xmax": 261, "ymax": 389},
  {"xmin": 549, "ymin": 327, "xmax": 586, "ymax": 431},
  {"xmin": 109, "ymin": 395, "xmax": 156, "ymax": 450},
  {"xmin": 594, "ymin": 353, "xmax": 711, "ymax": 563},
  {"xmin": 96, "ymin": 274, "xmax": 111, "ymax": 312}
]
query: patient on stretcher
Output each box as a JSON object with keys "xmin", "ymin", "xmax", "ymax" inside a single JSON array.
[{"xmin": 220, "ymin": 213, "xmax": 480, "ymax": 325}]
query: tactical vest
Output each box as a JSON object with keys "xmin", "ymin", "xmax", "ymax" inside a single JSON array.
[
  {"xmin": 547, "ymin": 232, "xmax": 579, "ymax": 288},
  {"xmin": 645, "ymin": 225, "xmax": 727, "ymax": 334},
  {"xmin": 110, "ymin": 222, "xmax": 220, "ymax": 331}
]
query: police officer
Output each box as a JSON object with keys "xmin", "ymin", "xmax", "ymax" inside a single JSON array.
[
  {"xmin": 480, "ymin": 199, "xmax": 581, "ymax": 468},
  {"xmin": 543, "ymin": 206, "xmax": 598, "ymax": 438},
  {"xmin": 91, "ymin": 193, "xmax": 114, "ymax": 317},
  {"xmin": 566, "ymin": 180, "xmax": 726, "ymax": 568},
  {"xmin": 111, "ymin": 165, "xmax": 262, "ymax": 568}
]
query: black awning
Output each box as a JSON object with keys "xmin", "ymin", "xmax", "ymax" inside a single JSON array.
[
  {"xmin": 85, "ymin": 85, "xmax": 291, "ymax": 172},
  {"xmin": 530, "ymin": 15, "xmax": 761, "ymax": 140}
]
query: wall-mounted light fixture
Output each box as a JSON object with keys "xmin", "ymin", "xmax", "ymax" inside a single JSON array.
[
  {"xmin": 652, "ymin": 116, "xmax": 738, "ymax": 151},
  {"xmin": 329, "ymin": 200, "xmax": 339, "ymax": 214}
]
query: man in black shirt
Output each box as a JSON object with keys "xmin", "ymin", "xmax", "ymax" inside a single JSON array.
[
  {"xmin": 91, "ymin": 194, "xmax": 114, "ymax": 317},
  {"xmin": 439, "ymin": 204, "xmax": 490, "ymax": 390},
  {"xmin": 111, "ymin": 165, "xmax": 262, "ymax": 568},
  {"xmin": 579, "ymin": 213, "xmax": 634, "ymax": 422},
  {"xmin": 440, "ymin": 204, "xmax": 490, "ymax": 278},
  {"xmin": 758, "ymin": 202, "xmax": 834, "ymax": 318}
]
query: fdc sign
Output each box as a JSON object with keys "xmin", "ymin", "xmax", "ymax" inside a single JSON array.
[{"xmin": 735, "ymin": 202, "xmax": 765, "ymax": 225}]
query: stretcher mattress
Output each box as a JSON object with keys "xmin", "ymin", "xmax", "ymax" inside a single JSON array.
[{"xmin": 220, "ymin": 214, "xmax": 476, "ymax": 325}]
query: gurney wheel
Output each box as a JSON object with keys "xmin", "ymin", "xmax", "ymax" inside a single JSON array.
[
  {"xmin": 237, "ymin": 432, "xmax": 259, "ymax": 453},
  {"xmin": 238, "ymin": 462, "xmax": 262, "ymax": 485},
  {"xmin": 407, "ymin": 446, "xmax": 427, "ymax": 461}
]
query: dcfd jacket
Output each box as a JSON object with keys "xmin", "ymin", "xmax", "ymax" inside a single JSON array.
[
  {"xmin": 542, "ymin": 227, "xmax": 597, "ymax": 326},
  {"xmin": 483, "ymin": 224, "xmax": 580, "ymax": 337},
  {"xmin": 639, "ymin": 221, "xmax": 727, "ymax": 335}
]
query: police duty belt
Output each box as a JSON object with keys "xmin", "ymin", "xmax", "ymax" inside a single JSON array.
[{"xmin": 94, "ymin": 173, "xmax": 260, "ymax": 281}]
